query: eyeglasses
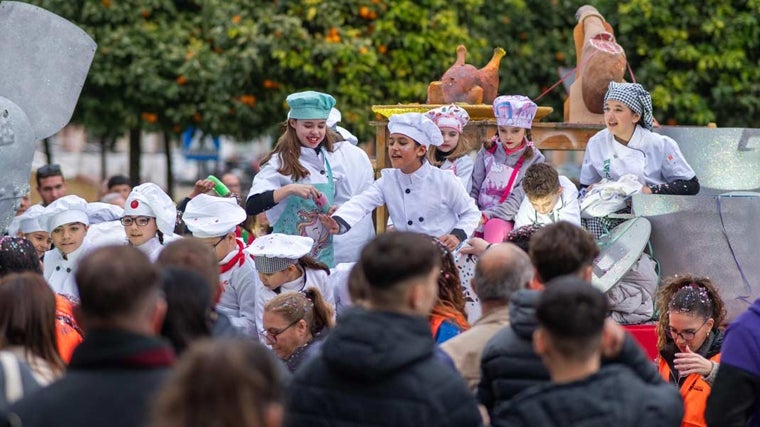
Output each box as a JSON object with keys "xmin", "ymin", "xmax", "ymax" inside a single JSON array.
[
  {"xmin": 37, "ymin": 164, "xmax": 62, "ymax": 178},
  {"xmin": 258, "ymin": 317, "xmax": 303, "ymax": 344},
  {"xmin": 120, "ymin": 216, "xmax": 153, "ymax": 227},
  {"xmin": 666, "ymin": 318, "xmax": 710, "ymax": 342},
  {"xmin": 208, "ymin": 236, "xmax": 226, "ymax": 248}
]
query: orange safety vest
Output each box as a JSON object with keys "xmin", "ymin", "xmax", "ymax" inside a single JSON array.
[{"xmin": 658, "ymin": 352, "xmax": 721, "ymax": 427}]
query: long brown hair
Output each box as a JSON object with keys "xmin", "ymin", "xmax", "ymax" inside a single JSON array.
[
  {"xmin": 0, "ymin": 272, "xmax": 65, "ymax": 374},
  {"xmin": 297, "ymin": 255, "xmax": 331, "ymax": 275},
  {"xmin": 655, "ymin": 275, "xmax": 726, "ymax": 349},
  {"xmin": 265, "ymin": 287, "xmax": 334, "ymax": 336},
  {"xmin": 149, "ymin": 338, "xmax": 284, "ymax": 427},
  {"xmin": 260, "ymin": 120, "xmax": 339, "ymax": 182},
  {"xmin": 430, "ymin": 239, "xmax": 469, "ymax": 331}
]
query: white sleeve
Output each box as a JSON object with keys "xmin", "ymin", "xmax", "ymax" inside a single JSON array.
[
  {"xmin": 660, "ymin": 136, "xmax": 696, "ymax": 181},
  {"xmin": 332, "ymin": 177, "xmax": 386, "ymax": 230},
  {"xmin": 217, "ymin": 266, "xmax": 258, "ymax": 338},
  {"xmin": 558, "ymin": 177, "xmax": 582, "ymax": 226},
  {"xmin": 445, "ymin": 174, "xmax": 480, "ymax": 237},
  {"xmin": 454, "ymin": 155, "xmax": 474, "ymax": 194},
  {"xmin": 248, "ymin": 156, "xmax": 289, "ymax": 198},
  {"xmin": 580, "ymin": 137, "xmax": 602, "ymax": 186},
  {"xmin": 513, "ymin": 198, "xmax": 534, "ymax": 229}
]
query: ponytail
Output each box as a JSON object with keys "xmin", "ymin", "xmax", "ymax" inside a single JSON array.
[{"xmin": 302, "ymin": 287, "xmax": 335, "ymax": 335}]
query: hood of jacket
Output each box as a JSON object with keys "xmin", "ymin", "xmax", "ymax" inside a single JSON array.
[
  {"xmin": 322, "ymin": 309, "xmax": 435, "ymax": 381},
  {"xmin": 509, "ymin": 289, "xmax": 540, "ymax": 339}
]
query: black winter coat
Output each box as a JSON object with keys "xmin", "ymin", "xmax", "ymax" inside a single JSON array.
[
  {"xmin": 285, "ymin": 308, "xmax": 482, "ymax": 427},
  {"xmin": 478, "ymin": 289, "xmax": 548, "ymax": 416},
  {"xmin": 8, "ymin": 329, "xmax": 174, "ymax": 427},
  {"xmin": 492, "ymin": 334, "xmax": 684, "ymax": 427}
]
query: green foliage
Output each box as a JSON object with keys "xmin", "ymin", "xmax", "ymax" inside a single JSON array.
[{"xmin": 25, "ymin": 0, "xmax": 760, "ymax": 147}]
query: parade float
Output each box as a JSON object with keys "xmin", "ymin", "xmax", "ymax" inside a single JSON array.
[{"xmin": 370, "ymin": 5, "xmax": 760, "ymax": 330}]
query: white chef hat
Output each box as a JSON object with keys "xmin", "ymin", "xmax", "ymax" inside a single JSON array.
[
  {"xmin": 492, "ymin": 95, "xmax": 538, "ymax": 129},
  {"xmin": 87, "ymin": 202, "xmax": 124, "ymax": 224},
  {"xmin": 245, "ymin": 233, "xmax": 314, "ymax": 273},
  {"xmin": 388, "ymin": 113, "xmax": 443, "ymax": 147},
  {"xmin": 16, "ymin": 204, "xmax": 46, "ymax": 234},
  {"xmin": 123, "ymin": 183, "xmax": 177, "ymax": 237},
  {"xmin": 183, "ymin": 194, "xmax": 246, "ymax": 238},
  {"xmin": 41, "ymin": 195, "xmax": 89, "ymax": 233},
  {"xmin": 326, "ymin": 108, "xmax": 359, "ymax": 145}
]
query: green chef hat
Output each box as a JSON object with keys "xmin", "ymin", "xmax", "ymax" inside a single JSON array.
[{"xmin": 286, "ymin": 91, "xmax": 336, "ymax": 120}]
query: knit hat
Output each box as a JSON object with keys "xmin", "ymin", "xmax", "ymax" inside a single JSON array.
[
  {"xmin": 286, "ymin": 91, "xmax": 336, "ymax": 120},
  {"xmin": 245, "ymin": 233, "xmax": 314, "ymax": 273},
  {"xmin": 184, "ymin": 194, "xmax": 246, "ymax": 238},
  {"xmin": 388, "ymin": 112, "xmax": 444, "ymax": 147},
  {"xmin": 493, "ymin": 95, "xmax": 538, "ymax": 129},
  {"xmin": 41, "ymin": 195, "xmax": 89, "ymax": 233},
  {"xmin": 124, "ymin": 183, "xmax": 177, "ymax": 237},
  {"xmin": 604, "ymin": 82, "xmax": 654, "ymax": 131},
  {"xmin": 424, "ymin": 104, "xmax": 470, "ymax": 133}
]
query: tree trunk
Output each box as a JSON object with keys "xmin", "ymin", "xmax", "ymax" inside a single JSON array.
[
  {"xmin": 163, "ymin": 132, "xmax": 174, "ymax": 200},
  {"xmin": 100, "ymin": 137, "xmax": 108, "ymax": 182},
  {"xmin": 43, "ymin": 138, "xmax": 53, "ymax": 164},
  {"xmin": 129, "ymin": 128, "xmax": 141, "ymax": 184}
]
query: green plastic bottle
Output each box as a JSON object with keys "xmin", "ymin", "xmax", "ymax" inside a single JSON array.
[{"xmin": 207, "ymin": 175, "xmax": 231, "ymax": 197}]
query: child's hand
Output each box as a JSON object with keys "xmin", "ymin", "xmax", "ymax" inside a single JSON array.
[
  {"xmin": 189, "ymin": 179, "xmax": 215, "ymax": 198},
  {"xmin": 327, "ymin": 205, "xmax": 339, "ymax": 215},
  {"xmin": 319, "ymin": 214, "xmax": 340, "ymax": 234},
  {"xmin": 287, "ymin": 184, "xmax": 319, "ymax": 200},
  {"xmin": 437, "ymin": 234, "xmax": 461, "ymax": 251},
  {"xmin": 674, "ymin": 346, "xmax": 713, "ymax": 376},
  {"xmin": 459, "ymin": 237, "xmax": 489, "ymax": 256}
]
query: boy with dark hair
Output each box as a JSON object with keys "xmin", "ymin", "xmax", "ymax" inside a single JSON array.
[
  {"xmin": 514, "ymin": 162, "xmax": 580, "ymax": 228},
  {"xmin": 286, "ymin": 232, "xmax": 482, "ymax": 427},
  {"xmin": 35, "ymin": 164, "xmax": 66, "ymax": 207},
  {"xmin": 106, "ymin": 174, "xmax": 132, "ymax": 200},
  {"xmin": 479, "ymin": 221, "xmax": 599, "ymax": 417},
  {"xmin": 493, "ymin": 277, "xmax": 682, "ymax": 427}
]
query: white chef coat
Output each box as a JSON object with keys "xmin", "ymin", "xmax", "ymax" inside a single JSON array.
[
  {"xmin": 328, "ymin": 141, "xmax": 375, "ymax": 263},
  {"xmin": 253, "ymin": 266, "xmax": 333, "ymax": 334},
  {"xmin": 43, "ymin": 240, "xmax": 93, "ymax": 302},
  {"xmin": 580, "ymin": 126, "xmax": 696, "ymax": 187},
  {"xmin": 217, "ymin": 240, "xmax": 258, "ymax": 338},
  {"xmin": 514, "ymin": 176, "xmax": 581, "ymax": 228},
  {"xmin": 334, "ymin": 161, "xmax": 480, "ymax": 238}
]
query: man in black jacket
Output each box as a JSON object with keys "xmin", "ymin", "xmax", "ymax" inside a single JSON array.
[
  {"xmin": 285, "ymin": 232, "xmax": 482, "ymax": 427},
  {"xmin": 478, "ymin": 221, "xmax": 599, "ymax": 417},
  {"xmin": 9, "ymin": 246, "xmax": 174, "ymax": 427},
  {"xmin": 493, "ymin": 278, "xmax": 683, "ymax": 427}
]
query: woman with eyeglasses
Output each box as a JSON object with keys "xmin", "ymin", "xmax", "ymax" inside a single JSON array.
[
  {"xmin": 262, "ymin": 287, "xmax": 334, "ymax": 373},
  {"xmin": 655, "ymin": 275, "xmax": 726, "ymax": 427},
  {"xmin": 122, "ymin": 183, "xmax": 177, "ymax": 261}
]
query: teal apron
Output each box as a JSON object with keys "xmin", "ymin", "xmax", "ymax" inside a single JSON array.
[{"xmin": 273, "ymin": 149, "xmax": 335, "ymax": 267}]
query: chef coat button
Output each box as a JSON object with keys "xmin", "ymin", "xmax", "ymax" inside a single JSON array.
[
  {"xmin": 320, "ymin": 170, "xmax": 326, "ymax": 175},
  {"xmin": 407, "ymin": 220, "xmax": 413, "ymax": 225},
  {"xmin": 405, "ymin": 189, "xmax": 410, "ymax": 194},
  {"xmin": 56, "ymin": 266, "xmax": 61, "ymax": 271},
  {"xmin": 66, "ymin": 268, "xmax": 72, "ymax": 273},
  {"xmin": 419, "ymin": 217, "xmax": 424, "ymax": 222}
]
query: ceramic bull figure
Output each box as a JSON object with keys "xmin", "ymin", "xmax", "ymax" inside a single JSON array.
[
  {"xmin": 427, "ymin": 45, "xmax": 506, "ymax": 105},
  {"xmin": 0, "ymin": 1, "xmax": 96, "ymax": 233}
]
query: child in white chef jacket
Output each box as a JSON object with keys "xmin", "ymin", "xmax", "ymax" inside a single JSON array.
[
  {"xmin": 513, "ymin": 163, "xmax": 581, "ymax": 228},
  {"xmin": 14, "ymin": 204, "xmax": 51, "ymax": 261},
  {"xmin": 246, "ymin": 91, "xmax": 343, "ymax": 267},
  {"xmin": 322, "ymin": 112, "xmax": 480, "ymax": 251},
  {"xmin": 579, "ymin": 81, "xmax": 699, "ymax": 238},
  {"xmin": 424, "ymin": 104, "xmax": 474, "ymax": 191},
  {"xmin": 246, "ymin": 233, "xmax": 334, "ymax": 334},
  {"xmin": 40, "ymin": 195, "xmax": 92, "ymax": 302},
  {"xmin": 121, "ymin": 183, "xmax": 177, "ymax": 261},
  {"xmin": 183, "ymin": 194, "xmax": 257, "ymax": 338}
]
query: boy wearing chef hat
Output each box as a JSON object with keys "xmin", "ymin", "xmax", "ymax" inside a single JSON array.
[
  {"xmin": 183, "ymin": 193, "xmax": 257, "ymax": 338},
  {"xmin": 40, "ymin": 195, "xmax": 91, "ymax": 301},
  {"xmin": 245, "ymin": 233, "xmax": 334, "ymax": 334},
  {"xmin": 323, "ymin": 112, "xmax": 480, "ymax": 252},
  {"xmin": 14, "ymin": 204, "xmax": 51, "ymax": 260},
  {"xmin": 122, "ymin": 183, "xmax": 178, "ymax": 261}
]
